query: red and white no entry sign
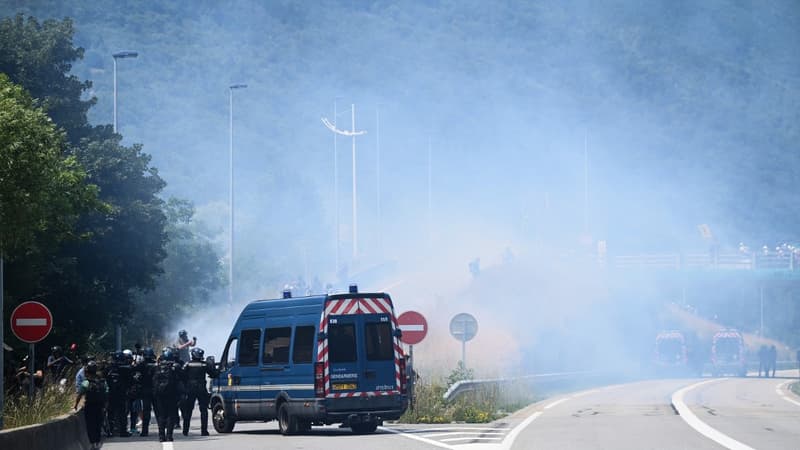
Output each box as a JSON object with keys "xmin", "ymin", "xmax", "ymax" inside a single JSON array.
[
  {"xmin": 397, "ymin": 310, "xmax": 428, "ymax": 345},
  {"xmin": 10, "ymin": 301, "xmax": 53, "ymax": 343}
]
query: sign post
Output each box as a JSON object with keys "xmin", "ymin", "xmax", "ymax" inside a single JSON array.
[
  {"xmin": 449, "ymin": 313, "xmax": 478, "ymax": 369},
  {"xmin": 11, "ymin": 301, "xmax": 54, "ymax": 404},
  {"xmin": 397, "ymin": 311, "xmax": 428, "ymax": 410}
]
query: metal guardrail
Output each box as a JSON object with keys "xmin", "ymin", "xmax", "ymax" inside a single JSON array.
[
  {"xmin": 613, "ymin": 252, "xmax": 797, "ymax": 271},
  {"xmin": 442, "ymin": 370, "xmax": 597, "ymax": 402}
]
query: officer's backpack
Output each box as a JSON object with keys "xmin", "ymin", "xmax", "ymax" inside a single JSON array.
[
  {"xmin": 154, "ymin": 363, "xmax": 174, "ymax": 395},
  {"xmin": 84, "ymin": 379, "xmax": 105, "ymax": 404}
]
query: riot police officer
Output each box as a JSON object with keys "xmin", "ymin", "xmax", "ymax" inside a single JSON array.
[
  {"xmin": 106, "ymin": 351, "xmax": 132, "ymax": 437},
  {"xmin": 181, "ymin": 348, "xmax": 218, "ymax": 436},
  {"xmin": 132, "ymin": 347, "xmax": 158, "ymax": 436},
  {"xmin": 153, "ymin": 348, "xmax": 181, "ymax": 442}
]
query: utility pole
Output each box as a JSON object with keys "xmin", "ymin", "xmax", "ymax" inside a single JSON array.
[
  {"xmin": 428, "ymin": 137, "xmax": 432, "ymax": 246},
  {"xmin": 322, "ymin": 105, "xmax": 366, "ymax": 262},
  {"xmin": 583, "ymin": 132, "xmax": 589, "ymax": 235}
]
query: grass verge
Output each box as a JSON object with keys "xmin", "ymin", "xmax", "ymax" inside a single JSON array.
[
  {"xmin": 399, "ymin": 364, "xmax": 540, "ymax": 424},
  {"xmin": 3, "ymin": 385, "xmax": 74, "ymax": 430}
]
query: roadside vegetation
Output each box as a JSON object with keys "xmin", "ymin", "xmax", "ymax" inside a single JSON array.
[
  {"xmin": 3, "ymin": 384, "xmax": 75, "ymax": 430},
  {"xmin": 399, "ymin": 363, "xmax": 539, "ymax": 424},
  {"xmin": 791, "ymin": 382, "xmax": 800, "ymax": 397}
]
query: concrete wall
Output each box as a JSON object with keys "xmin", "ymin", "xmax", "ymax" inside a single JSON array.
[{"xmin": 0, "ymin": 410, "xmax": 90, "ymax": 450}]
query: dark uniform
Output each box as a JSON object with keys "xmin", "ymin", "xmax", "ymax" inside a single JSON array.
[
  {"xmin": 75, "ymin": 361, "xmax": 107, "ymax": 448},
  {"xmin": 181, "ymin": 348, "xmax": 217, "ymax": 436},
  {"xmin": 131, "ymin": 348, "xmax": 158, "ymax": 436},
  {"xmin": 153, "ymin": 349, "xmax": 181, "ymax": 442},
  {"xmin": 106, "ymin": 352, "xmax": 133, "ymax": 437}
]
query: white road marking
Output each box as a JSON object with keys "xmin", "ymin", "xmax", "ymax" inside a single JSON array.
[
  {"xmin": 380, "ymin": 426, "xmax": 456, "ymax": 449},
  {"xmin": 499, "ymin": 411, "xmax": 542, "ymax": 450},
  {"xmin": 424, "ymin": 431, "xmax": 505, "ymax": 438},
  {"xmin": 671, "ymin": 379, "xmax": 756, "ymax": 450},
  {"xmin": 162, "ymin": 442, "xmax": 174, "ymax": 450},
  {"xmin": 775, "ymin": 381, "xmax": 800, "ymax": 407},
  {"xmin": 543, "ymin": 398, "xmax": 569, "ymax": 409},
  {"xmin": 441, "ymin": 437, "xmax": 503, "ymax": 442}
]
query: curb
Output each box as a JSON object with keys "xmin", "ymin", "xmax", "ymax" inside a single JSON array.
[{"xmin": 0, "ymin": 409, "xmax": 91, "ymax": 450}]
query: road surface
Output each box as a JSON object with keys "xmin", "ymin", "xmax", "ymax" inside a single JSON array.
[{"xmin": 102, "ymin": 373, "xmax": 800, "ymax": 449}]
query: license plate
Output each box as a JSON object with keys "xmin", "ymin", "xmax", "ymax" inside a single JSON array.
[{"xmin": 332, "ymin": 383, "xmax": 357, "ymax": 390}]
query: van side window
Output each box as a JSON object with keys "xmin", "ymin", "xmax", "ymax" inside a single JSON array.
[
  {"xmin": 222, "ymin": 337, "xmax": 238, "ymax": 368},
  {"xmin": 329, "ymin": 323, "xmax": 357, "ymax": 363},
  {"xmin": 293, "ymin": 326, "xmax": 316, "ymax": 364},
  {"xmin": 239, "ymin": 329, "xmax": 261, "ymax": 366},
  {"xmin": 365, "ymin": 322, "xmax": 394, "ymax": 361},
  {"xmin": 263, "ymin": 327, "xmax": 291, "ymax": 364}
]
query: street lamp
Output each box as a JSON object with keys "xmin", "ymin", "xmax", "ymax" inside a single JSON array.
[
  {"xmin": 322, "ymin": 105, "xmax": 366, "ymax": 261},
  {"xmin": 229, "ymin": 83, "xmax": 247, "ymax": 309},
  {"xmin": 111, "ymin": 51, "xmax": 137, "ymax": 352},
  {"xmin": 112, "ymin": 51, "xmax": 138, "ymax": 133}
]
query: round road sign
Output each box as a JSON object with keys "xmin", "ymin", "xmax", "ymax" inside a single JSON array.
[
  {"xmin": 397, "ymin": 311, "xmax": 428, "ymax": 345},
  {"xmin": 449, "ymin": 313, "xmax": 478, "ymax": 342},
  {"xmin": 10, "ymin": 301, "xmax": 53, "ymax": 343}
]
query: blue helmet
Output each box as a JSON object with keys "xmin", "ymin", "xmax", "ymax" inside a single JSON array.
[
  {"xmin": 190, "ymin": 347, "xmax": 205, "ymax": 361},
  {"xmin": 161, "ymin": 347, "xmax": 174, "ymax": 361},
  {"xmin": 143, "ymin": 347, "xmax": 156, "ymax": 360}
]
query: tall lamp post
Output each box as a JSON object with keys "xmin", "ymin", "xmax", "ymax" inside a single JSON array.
[
  {"xmin": 228, "ymin": 84, "xmax": 247, "ymax": 308},
  {"xmin": 111, "ymin": 50, "xmax": 137, "ymax": 352},
  {"xmin": 112, "ymin": 51, "xmax": 138, "ymax": 134},
  {"xmin": 323, "ymin": 105, "xmax": 366, "ymax": 261}
]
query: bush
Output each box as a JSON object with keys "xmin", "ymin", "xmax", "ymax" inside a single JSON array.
[
  {"xmin": 399, "ymin": 364, "xmax": 538, "ymax": 424},
  {"xmin": 3, "ymin": 384, "xmax": 74, "ymax": 429}
]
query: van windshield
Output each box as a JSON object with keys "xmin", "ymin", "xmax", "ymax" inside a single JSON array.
[{"xmin": 329, "ymin": 323, "xmax": 357, "ymax": 363}]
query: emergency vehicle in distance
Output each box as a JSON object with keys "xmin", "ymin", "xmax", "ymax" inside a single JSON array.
[
  {"xmin": 210, "ymin": 285, "xmax": 408, "ymax": 435},
  {"xmin": 653, "ymin": 330, "xmax": 688, "ymax": 375},
  {"xmin": 711, "ymin": 328, "xmax": 747, "ymax": 377}
]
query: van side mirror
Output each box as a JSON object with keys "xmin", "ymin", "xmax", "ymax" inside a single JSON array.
[
  {"xmin": 318, "ymin": 332, "xmax": 327, "ymax": 341},
  {"xmin": 394, "ymin": 329, "xmax": 403, "ymax": 338}
]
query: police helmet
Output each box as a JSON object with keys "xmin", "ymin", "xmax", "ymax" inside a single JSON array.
[
  {"xmin": 190, "ymin": 347, "xmax": 205, "ymax": 361},
  {"xmin": 122, "ymin": 349, "xmax": 133, "ymax": 358},
  {"xmin": 178, "ymin": 329, "xmax": 188, "ymax": 338},
  {"xmin": 86, "ymin": 361, "xmax": 98, "ymax": 375},
  {"xmin": 52, "ymin": 345, "xmax": 63, "ymax": 356},
  {"xmin": 161, "ymin": 347, "xmax": 174, "ymax": 361},
  {"xmin": 143, "ymin": 347, "xmax": 156, "ymax": 360},
  {"xmin": 113, "ymin": 351, "xmax": 126, "ymax": 363}
]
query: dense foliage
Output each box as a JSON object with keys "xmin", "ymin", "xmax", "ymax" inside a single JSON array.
[{"xmin": 0, "ymin": 14, "xmax": 224, "ymax": 355}]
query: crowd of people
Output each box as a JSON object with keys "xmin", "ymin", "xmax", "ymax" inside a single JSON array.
[{"xmin": 69, "ymin": 329, "xmax": 216, "ymax": 448}]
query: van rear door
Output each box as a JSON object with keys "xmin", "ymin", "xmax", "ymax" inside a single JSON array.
[
  {"xmin": 327, "ymin": 314, "xmax": 361, "ymax": 395},
  {"xmin": 362, "ymin": 313, "xmax": 399, "ymax": 394}
]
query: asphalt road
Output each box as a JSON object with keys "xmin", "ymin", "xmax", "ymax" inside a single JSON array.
[{"xmin": 102, "ymin": 372, "xmax": 800, "ymax": 450}]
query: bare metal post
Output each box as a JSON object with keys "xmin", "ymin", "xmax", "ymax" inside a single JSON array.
[
  {"xmin": 334, "ymin": 100, "xmax": 340, "ymax": 273},
  {"xmin": 28, "ymin": 344, "xmax": 34, "ymax": 404},
  {"xmin": 376, "ymin": 105, "xmax": 381, "ymax": 257},
  {"xmin": 351, "ymin": 105, "xmax": 358, "ymax": 259},
  {"xmin": 228, "ymin": 84, "xmax": 247, "ymax": 308},
  {"xmin": 428, "ymin": 137, "xmax": 432, "ymax": 246}
]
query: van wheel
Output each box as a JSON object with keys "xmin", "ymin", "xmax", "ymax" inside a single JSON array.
[
  {"xmin": 278, "ymin": 403, "xmax": 298, "ymax": 435},
  {"xmin": 212, "ymin": 402, "xmax": 235, "ymax": 433},
  {"xmin": 351, "ymin": 421, "xmax": 378, "ymax": 434}
]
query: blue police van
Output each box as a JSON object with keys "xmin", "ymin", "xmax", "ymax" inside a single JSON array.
[{"xmin": 210, "ymin": 286, "xmax": 408, "ymax": 435}]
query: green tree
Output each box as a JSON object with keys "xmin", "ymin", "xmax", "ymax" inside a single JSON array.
[
  {"xmin": 0, "ymin": 14, "xmax": 98, "ymax": 145},
  {"xmin": 0, "ymin": 73, "xmax": 96, "ymax": 259}
]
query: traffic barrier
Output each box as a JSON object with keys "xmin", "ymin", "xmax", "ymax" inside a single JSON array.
[
  {"xmin": 443, "ymin": 370, "xmax": 605, "ymax": 402},
  {"xmin": 0, "ymin": 409, "xmax": 90, "ymax": 450}
]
